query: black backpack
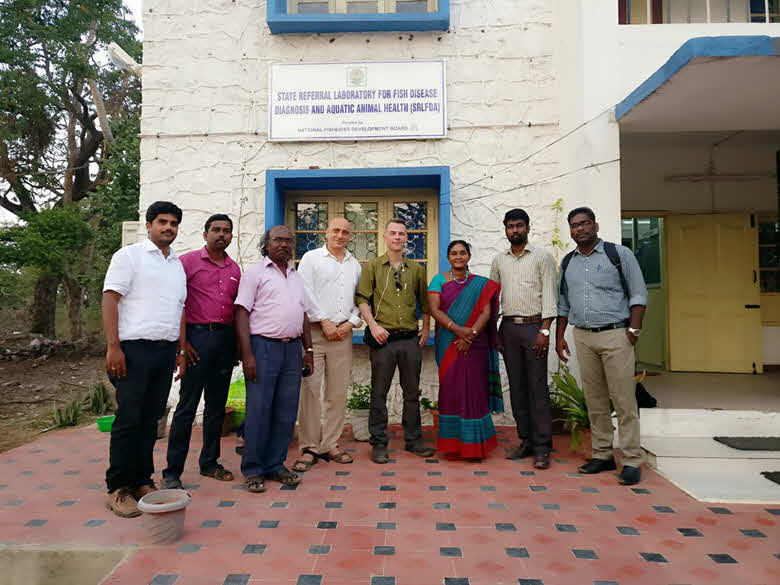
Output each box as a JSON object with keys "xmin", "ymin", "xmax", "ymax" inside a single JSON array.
[{"xmin": 559, "ymin": 241, "xmax": 629, "ymax": 305}]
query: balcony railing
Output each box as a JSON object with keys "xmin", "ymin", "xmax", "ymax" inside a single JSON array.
[{"xmin": 619, "ymin": 0, "xmax": 779, "ymax": 24}]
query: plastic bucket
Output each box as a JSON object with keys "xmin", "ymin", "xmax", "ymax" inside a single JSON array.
[
  {"xmin": 137, "ymin": 489, "xmax": 191, "ymax": 544},
  {"xmin": 96, "ymin": 415, "xmax": 115, "ymax": 432}
]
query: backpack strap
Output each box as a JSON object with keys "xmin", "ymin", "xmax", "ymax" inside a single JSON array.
[
  {"xmin": 558, "ymin": 249, "xmax": 577, "ymax": 306},
  {"xmin": 603, "ymin": 241, "xmax": 630, "ymax": 299}
]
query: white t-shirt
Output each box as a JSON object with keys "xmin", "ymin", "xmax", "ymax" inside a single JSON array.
[{"xmin": 103, "ymin": 237, "xmax": 187, "ymax": 342}]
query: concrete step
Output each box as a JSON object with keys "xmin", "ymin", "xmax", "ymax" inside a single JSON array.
[{"xmin": 639, "ymin": 407, "xmax": 780, "ymax": 437}]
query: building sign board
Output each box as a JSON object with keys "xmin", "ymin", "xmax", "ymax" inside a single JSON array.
[{"xmin": 268, "ymin": 60, "xmax": 446, "ymax": 141}]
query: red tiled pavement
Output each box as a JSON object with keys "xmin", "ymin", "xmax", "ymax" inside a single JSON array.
[{"xmin": 1, "ymin": 424, "xmax": 779, "ymax": 585}]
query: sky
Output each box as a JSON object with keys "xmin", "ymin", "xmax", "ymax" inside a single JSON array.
[{"xmin": 125, "ymin": 0, "xmax": 144, "ymax": 32}]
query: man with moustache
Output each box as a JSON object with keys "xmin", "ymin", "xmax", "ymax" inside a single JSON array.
[
  {"xmin": 556, "ymin": 207, "xmax": 647, "ymax": 485},
  {"xmin": 356, "ymin": 218, "xmax": 434, "ymax": 464},
  {"xmin": 294, "ymin": 217, "xmax": 362, "ymax": 471},
  {"xmin": 490, "ymin": 208, "xmax": 558, "ymax": 469},
  {"xmin": 234, "ymin": 225, "xmax": 315, "ymax": 492},
  {"xmin": 102, "ymin": 201, "xmax": 187, "ymax": 517},
  {"xmin": 162, "ymin": 214, "xmax": 241, "ymax": 489}
]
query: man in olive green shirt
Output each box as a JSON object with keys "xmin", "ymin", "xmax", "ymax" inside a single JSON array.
[{"xmin": 356, "ymin": 218, "xmax": 434, "ymax": 463}]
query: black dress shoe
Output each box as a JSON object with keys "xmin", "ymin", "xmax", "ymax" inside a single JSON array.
[
  {"xmin": 371, "ymin": 444, "xmax": 390, "ymax": 464},
  {"xmin": 618, "ymin": 465, "xmax": 641, "ymax": 485},
  {"xmin": 404, "ymin": 443, "xmax": 436, "ymax": 458},
  {"xmin": 505, "ymin": 441, "xmax": 533, "ymax": 460},
  {"xmin": 533, "ymin": 453, "xmax": 550, "ymax": 469},
  {"xmin": 578, "ymin": 457, "xmax": 617, "ymax": 474}
]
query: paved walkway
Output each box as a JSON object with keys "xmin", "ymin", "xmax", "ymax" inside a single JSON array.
[{"xmin": 1, "ymin": 425, "xmax": 778, "ymax": 585}]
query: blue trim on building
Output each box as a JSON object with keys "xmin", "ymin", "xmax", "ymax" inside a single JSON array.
[
  {"xmin": 265, "ymin": 165, "xmax": 450, "ymax": 346},
  {"xmin": 616, "ymin": 36, "xmax": 780, "ymax": 121},
  {"xmin": 267, "ymin": 0, "xmax": 449, "ymax": 34}
]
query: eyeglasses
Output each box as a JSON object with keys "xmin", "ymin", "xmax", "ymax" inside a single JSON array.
[{"xmin": 393, "ymin": 269, "xmax": 402, "ymax": 292}]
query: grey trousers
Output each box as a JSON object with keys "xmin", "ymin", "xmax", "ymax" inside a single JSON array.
[
  {"xmin": 500, "ymin": 321, "xmax": 552, "ymax": 455},
  {"xmin": 368, "ymin": 336, "xmax": 423, "ymax": 447}
]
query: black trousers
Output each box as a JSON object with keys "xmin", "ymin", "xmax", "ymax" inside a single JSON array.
[
  {"xmin": 500, "ymin": 321, "xmax": 552, "ymax": 455},
  {"xmin": 163, "ymin": 325, "xmax": 235, "ymax": 481},
  {"xmin": 105, "ymin": 340, "xmax": 177, "ymax": 493},
  {"xmin": 368, "ymin": 336, "xmax": 423, "ymax": 447}
]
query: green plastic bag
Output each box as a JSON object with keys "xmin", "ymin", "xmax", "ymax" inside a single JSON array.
[{"xmin": 227, "ymin": 377, "xmax": 246, "ymax": 427}]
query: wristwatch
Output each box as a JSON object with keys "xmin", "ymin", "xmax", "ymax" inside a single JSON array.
[
  {"xmin": 305, "ymin": 347, "xmax": 314, "ymax": 353},
  {"xmin": 628, "ymin": 327, "xmax": 641, "ymax": 337},
  {"xmin": 177, "ymin": 349, "xmax": 186, "ymax": 356},
  {"xmin": 539, "ymin": 329, "xmax": 550, "ymax": 337}
]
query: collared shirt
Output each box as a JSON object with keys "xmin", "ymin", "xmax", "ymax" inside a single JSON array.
[
  {"xmin": 103, "ymin": 237, "xmax": 187, "ymax": 342},
  {"xmin": 298, "ymin": 245, "xmax": 362, "ymax": 327},
  {"xmin": 355, "ymin": 254, "xmax": 429, "ymax": 332},
  {"xmin": 557, "ymin": 240, "xmax": 648, "ymax": 328},
  {"xmin": 489, "ymin": 244, "xmax": 558, "ymax": 319},
  {"xmin": 234, "ymin": 255, "xmax": 311, "ymax": 338},
  {"xmin": 180, "ymin": 247, "xmax": 241, "ymax": 325}
]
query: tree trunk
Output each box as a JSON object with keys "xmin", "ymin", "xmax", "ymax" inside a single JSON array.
[
  {"xmin": 62, "ymin": 273, "xmax": 86, "ymax": 341},
  {"xmin": 30, "ymin": 273, "xmax": 59, "ymax": 337}
]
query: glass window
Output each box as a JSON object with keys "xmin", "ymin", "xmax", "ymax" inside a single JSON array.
[
  {"xmin": 297, "ymin": 1, "xmax": 331, "ymax": 13},
  {"xmin": 347, "ymin": 1, "xmax": 379, "ymax": 12},
  {"xmin": 288, "ymin": 193, "xmax": 437, "ymax": 283},
  {"xmin": 622, "ymin": 217, "xmax": 662, "ymax": 287},
  {"xmin": 759, "ymin": 220, "xmax": 779, "ymax": 293},
  {"xmin": 396, "ymin": 0, "xmax": 429, "ymax": 13}
]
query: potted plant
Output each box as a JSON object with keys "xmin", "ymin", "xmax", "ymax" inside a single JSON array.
[
  {"xmin": 550, "ymin": 365, "xmax": 591, "ymax": 460},
  {"xmin": 420, "ymin": 397, "xmax": 439, "ymax": 430},
  {"xmin": 347, "ymin": 383, "xmax": 371, "ymax": 442}
]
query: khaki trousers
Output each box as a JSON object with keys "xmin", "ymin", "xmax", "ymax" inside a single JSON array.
[
  {"xmin": 572, "ymin": 327, "xmax": 642, "ymax": 467},
  {"xmin": 298, "ymin": 325, "xmax": 353, "ymax": 454}
]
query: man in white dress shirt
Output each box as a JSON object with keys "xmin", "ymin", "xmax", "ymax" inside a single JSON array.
[
  {"xmin": 102, "ymin": 201, "xmax": 187, "ymax": 517},
  {"xmin": 294, "ymin": 217, "xmax": 362, "ymax": 471}
]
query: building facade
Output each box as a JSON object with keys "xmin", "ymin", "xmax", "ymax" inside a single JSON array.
[{"xmin": 136, "ymin": 0, "xmax": 779, "ymax": 418}]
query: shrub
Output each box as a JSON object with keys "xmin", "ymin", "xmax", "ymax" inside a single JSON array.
[{"xmin": 346, "ymin": 383, "xmax": 371, "ymax": 410}]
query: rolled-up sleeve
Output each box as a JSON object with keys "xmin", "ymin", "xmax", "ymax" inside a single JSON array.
[
  {"xmin": 103, "ymin": 248, "xmax": 133, "ymax": 296},
  {"xmin": 540, "ymin": 251, "xmax": 558, "ymax": 319},
  {"xmin": 234, "ymin": 265, "xmax": 259, "ymax": 312},
  {"xmin": 619, "ymin": 246, "xmax": 648, "ymax": 307},
  {"xmin": 355, "ymin": 261, "xmax": 374, "ymax": 307},
  {"xmin": 557, "ymin": 263, "xmax": 570, "ymax": 319}
]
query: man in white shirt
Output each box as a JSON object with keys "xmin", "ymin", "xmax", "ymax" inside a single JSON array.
[
  {"xmin": 293, "ymin": 217, "xmax": 362, "ymax": 471},
  {"xmin": 102, "ymin": 201, "xmax": 187, "ymax": 518}
]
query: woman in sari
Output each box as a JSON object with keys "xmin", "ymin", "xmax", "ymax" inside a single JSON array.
[{"xmin": 427, "ymin": 241, "xmax": 503, "ymax": 460}]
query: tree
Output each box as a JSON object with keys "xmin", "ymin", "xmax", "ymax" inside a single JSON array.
[{"xmin": 0, "ymin": 0, "xmax": 141, "ymax": 337}]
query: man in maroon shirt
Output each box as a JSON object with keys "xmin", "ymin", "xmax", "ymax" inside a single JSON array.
[{"xmin": 162, "ymin": 214, "xmax": 241, "ymax": 488}]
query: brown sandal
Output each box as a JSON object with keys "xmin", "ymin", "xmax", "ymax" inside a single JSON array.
[
  {"xmin": 244, "ymin": 475, "xmax": 265, "ymax": 493},
  {"xmin": 200, "ymin": 465, "xmax": 234, "ymax": 481},
  {"xmin": 292, "ymin": 449, "xmax": 319, "ymax": 472},
  {"xmin": 325, "ymin": 450, "xmax": 353, "ymax": 464}
]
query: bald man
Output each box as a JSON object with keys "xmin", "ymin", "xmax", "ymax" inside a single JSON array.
[{"xmin": 294, "ymin": 218, "xmax": 363, "ymax": 471}]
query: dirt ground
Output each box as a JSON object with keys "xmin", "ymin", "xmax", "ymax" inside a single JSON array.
[{"xmin": 0, "ymin": 353, "xmax": 109, "ymax": 453}]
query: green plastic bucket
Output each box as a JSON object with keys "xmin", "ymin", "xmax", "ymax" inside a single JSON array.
[{"xmin": 97, "ymin": 415, "xmax": 115, "ymax": 432}]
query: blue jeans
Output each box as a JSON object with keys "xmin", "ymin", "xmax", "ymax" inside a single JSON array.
[{"xmin": 241, "ymin": 336, "xmax": 302, "ymax": 478}]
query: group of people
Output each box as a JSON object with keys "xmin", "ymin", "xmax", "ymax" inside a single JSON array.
[{"xmin": 101, "ymin": 201, "xmax": 647, "ymax": 518}]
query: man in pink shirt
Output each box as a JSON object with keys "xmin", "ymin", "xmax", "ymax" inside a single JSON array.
[
  {"xmin": 235, "ymin": 225, "xmax": 314, "ymax": 493},
  {"xmin": 162, "ymin": 214, "xmax": 241, "ymax": 489}
]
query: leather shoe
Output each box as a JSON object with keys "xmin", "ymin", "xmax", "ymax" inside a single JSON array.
[
  {"xmin": 505, "ymin": 441, "xmax": 533, "ymax": 460},
  {"xmin": 578, "ymin": 457, "xmax": 617, "ymax": 474},
  {"xmin": 162, "ymin": 476, "xmax": 183, "ymax": 490},
  {"xmin": 618, "ymin": 465, "xmax": 641, "ymax": 485},
  {"xmin": 371, "ymin": 444, "xmax": 390, "ymax": 464},
  {"xmin": 533, "ymin": 453, "xmax": 550, "ymax": 469},
  {"xmin": 405, "ymin": 443, "xmax": 436, "ymax": 458}
]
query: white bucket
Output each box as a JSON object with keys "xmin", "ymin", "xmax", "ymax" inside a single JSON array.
[
  {"xmin": 349, "ymin": 408, "xmax": 370, "ymax": 442},
  {"xmin": 137, "ymin": 489, "xmax": 191, "ymax": 544}
]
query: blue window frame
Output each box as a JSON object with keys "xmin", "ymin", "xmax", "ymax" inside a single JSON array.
[
  {"xmin": 265, "ymin": 166, "xmax": 450, "ymax": 344},
  {"xmin": 267, "ymin": 0, "xmax": 449, "ymax": 34}
]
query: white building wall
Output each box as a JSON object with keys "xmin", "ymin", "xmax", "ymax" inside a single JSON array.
[{"xmin": 142, "ymin": 0, "xmax": 624, "ymax": 421}]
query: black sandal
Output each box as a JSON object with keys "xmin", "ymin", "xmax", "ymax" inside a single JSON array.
[
  {"xmin": 265, "ymin": 467, "xmax": 301, "ymax": 486},
  {"xmin": 292, "ymin": 449, "xmax": 319, "ymax": 472},
  {"xmin": 244, "ymin": 475, "xmax": 266, "ymax": 493}
]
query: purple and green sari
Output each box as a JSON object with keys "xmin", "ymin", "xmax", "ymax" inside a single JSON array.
[{"xmin": 428, "ymin": 273, "xmax": 503, "ymax": 459}]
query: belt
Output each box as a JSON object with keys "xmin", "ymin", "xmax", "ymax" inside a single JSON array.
[
  {"xmin": 577, "ymin": 320, "xmax": 630, "ymax": 333},
  {"xmin": 504, "ymin": 315, "xmax": 542, "ymax": 324},
  {"xmin": 259, "ymin": 335, "xmax": 300, "ymax": 344},
  {"xmin": 188, "ymin": 323, "xmax": 233, "ymax": 331}
]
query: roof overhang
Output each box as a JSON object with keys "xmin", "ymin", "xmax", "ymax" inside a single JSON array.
[{"xmin": 616, "ymin": 36, "xmax": 780, "ymax": 133}]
